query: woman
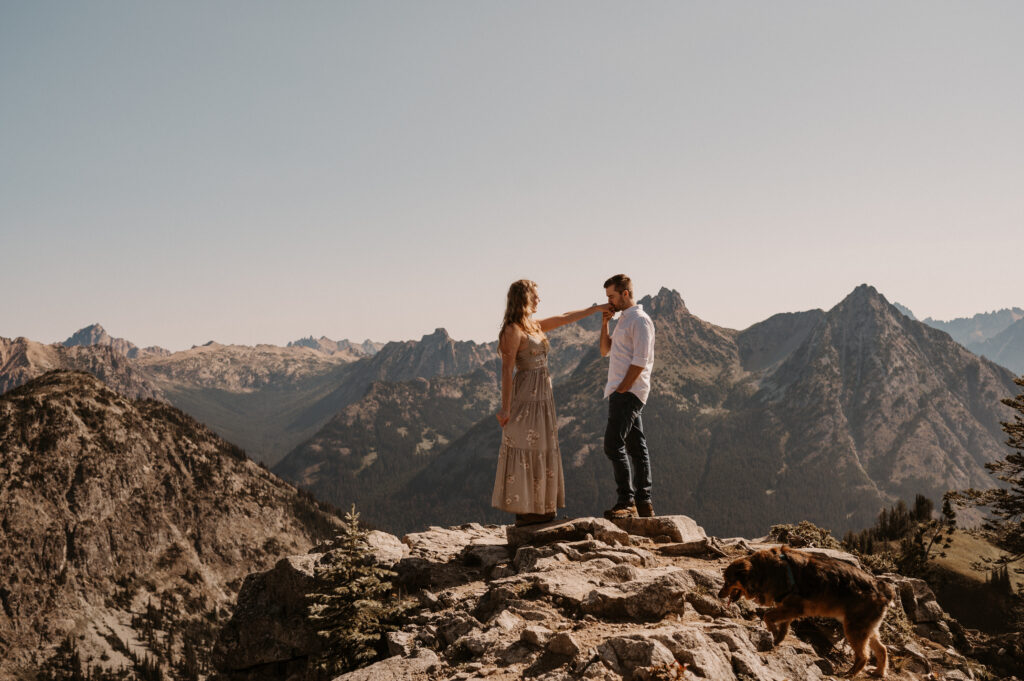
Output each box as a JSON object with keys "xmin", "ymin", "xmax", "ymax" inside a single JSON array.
[{"xmin": 492, "ymin": 279, "xmax": 607, "ymax": 527}]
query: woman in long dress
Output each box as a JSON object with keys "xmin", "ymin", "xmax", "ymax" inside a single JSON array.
[{"xmin": 492, "ymin": 279, "xmax": 607, "ymax": 527}]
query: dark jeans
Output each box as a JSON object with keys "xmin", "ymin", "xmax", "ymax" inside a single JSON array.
[{"xmin": 604, "ymin": 391, "xmax": 652, "ymax": 506}]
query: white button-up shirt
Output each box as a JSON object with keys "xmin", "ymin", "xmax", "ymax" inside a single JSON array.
[{"xmin": 604, "ymin": 304, "xmax": 655, "ymax": 403}]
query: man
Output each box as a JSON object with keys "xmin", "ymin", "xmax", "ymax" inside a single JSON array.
[{"xmin": 600, "ymin": 274, "xmax": 656, "ymax": 519}]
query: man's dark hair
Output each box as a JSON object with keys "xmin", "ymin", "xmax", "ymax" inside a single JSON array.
[{"xmin": 604, "ymin": 274, "xmax": 633, "ymax": 295}]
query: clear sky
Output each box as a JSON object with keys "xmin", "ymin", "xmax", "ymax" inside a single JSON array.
[{"xmin": 2, "ymin": 2, "xmax": 1022, "ymax": 350}]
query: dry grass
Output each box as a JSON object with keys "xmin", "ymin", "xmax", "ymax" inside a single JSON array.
[{"xmin": 930, "ymin": 530, "xmax": 1023, "ymax": 590}]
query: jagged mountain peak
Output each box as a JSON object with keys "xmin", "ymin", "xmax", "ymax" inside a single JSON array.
[
  {"xmin": 62, "ymin": 324, "xmax": 169, "ymax": 359},
  {"xmin": 641, "ymin": 287, "xmax": 690, "ymax": 317},
  {"xmin": 827, "ymin": 284, "xmax": 908, "ymax": 325},
  {"xmin": 422, "ymin": 327, "xmax": 453, "ymax": 343},
  {"xmin": 62, "ymin": 323, "xmax": 112, "ymax": 347}
]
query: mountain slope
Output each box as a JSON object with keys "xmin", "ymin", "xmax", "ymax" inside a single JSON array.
[
  {"xmin": 0, "ymin": 371, "xmax": 341, "ymax": 678},
  {"xmin": 273, "ymin": 364, "xmax": 500, "ymax": 519}
]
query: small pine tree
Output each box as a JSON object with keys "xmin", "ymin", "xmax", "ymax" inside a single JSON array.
[{"xmin": 306, "ymin": 506, "xmax": 410, "ymax": 677}]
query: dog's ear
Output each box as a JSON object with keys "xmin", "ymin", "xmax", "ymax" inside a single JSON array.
[{"xmin": 730, "ymin": 559, "xmax": 752, "ymax": 586}]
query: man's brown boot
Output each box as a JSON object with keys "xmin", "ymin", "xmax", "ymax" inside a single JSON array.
[
  {"xmin": 604, "ymin": 503, "xmax": 637, "ymax": 520},
  {"xmin": 637, "ymin": 500, "xmax": 655, "ymax": 518}
]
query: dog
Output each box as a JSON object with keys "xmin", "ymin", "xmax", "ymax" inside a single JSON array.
[{"xmin": 718, "ymin": 546, "xmax": 895, "ymax": 678}]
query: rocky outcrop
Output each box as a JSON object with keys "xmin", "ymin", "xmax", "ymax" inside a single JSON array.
[{"xmin": 213, "ymin": 516, "xmax": 991, "ymax": 681}]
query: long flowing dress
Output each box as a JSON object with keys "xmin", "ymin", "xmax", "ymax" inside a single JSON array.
[{"xmin": 491, "ymin": 333, "xmax": 565, "ymax": 515}]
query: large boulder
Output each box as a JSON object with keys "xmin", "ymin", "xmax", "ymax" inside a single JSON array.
[
  {"xmin": 607, "ymin": 515, "xmax": 706, "ymax": 543},
  {"xmin": 505, "ymin": 516, "xmax": 630, "ymax": 549},
  {"xmin": 212, "ymin": 554, "xmax": 321, "ymax": 681}
]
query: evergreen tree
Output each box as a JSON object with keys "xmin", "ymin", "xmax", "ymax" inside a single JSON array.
[
  {"xmin": 950, "ymin": 376, "xmax": 1024, "ymax": 567},
  {"xmin": 306, "ymin": 506, "xmax": 411, "ymax": 677}
]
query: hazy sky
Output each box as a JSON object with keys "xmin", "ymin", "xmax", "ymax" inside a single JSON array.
[{"xmin": 2, "ymin": 2, "xmax": 1022, "ymax": 350}]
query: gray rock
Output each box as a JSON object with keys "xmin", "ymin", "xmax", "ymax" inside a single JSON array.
[
  {"xmin": 364, "ymin": 530, "xmax": 407, "ymax": 567},
  {"xmin": 213, "ymin": 554, "xmax": 321, "ymax": 672},
  {"xmin": 488, "ymin": 610, "xmax": 523, "ymax": 631},
  {"xmin": 462, "ymin": 543, "xmax": 510, "ymax": 573},
  {"xmin": 916, "ymin": 599, "xmax": 946, "ymax": 624},
  {"xmin": 330, "ymin": 647, "xmax": 438, "ymax": 681},
  {"xmin": 897, "ymin": 576, "xmax": 938, "ymax": 622},
  {"xmin": 403, "ymin": 524, "xmax": 506, "ymax": 562},
  {"xmin": 685, "ymin": 592, "xmax": 731, "ymax": 618},
  {"xmin": 655, "ymin": 537, "xmax": 726, "ymax": 558},
  {"xmin": 684, "ymin": 567, "xmax": 724, "ymax": 591},
  {"xmin": 385, "ymin": 630, "xmax": 416, "ymax": 656},
  {"xmin": 506, "ymin": 517, "xmax": 629, "ymax": 549},
  {"xmin": 437, "ymin": 613, "xmax": 481, "ymax": 647},
  {"xmin": 597, "ymin": 635, "xmax": 677, "ymax": 676},
  {"xmin": 915, "ymin": 620, "xmax": 955, "ymax": 647},
  {"xmin": 647, "ymin": 627, "xmax": 734, "ymax": 680},
  {"xmin": 547, "ymin": 632, "xmax": 582, "ymax": 657},
  {"xmin": 580, "ymin": 567, "xmax": 694, "ymax": 621},
  {"xmin": 454, "ymin": 631, "xmax": 492, "ymax": 656},
  {"xmin": 606, "ymin": 515, "xmax": 706, "ymax": 544},
  {"xmin": 521, "ymin": 625, "xmax": 554, "ymax": 647}
]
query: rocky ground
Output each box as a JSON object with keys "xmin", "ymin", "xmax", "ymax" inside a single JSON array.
[{"xmin": 214, "ymin": 515, "xmax": 1006, "ymax": 681}]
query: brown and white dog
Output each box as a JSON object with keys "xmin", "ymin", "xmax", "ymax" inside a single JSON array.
[{"xmin": 718, "ymin": 546, "xmax": 895, "ymax": 678}]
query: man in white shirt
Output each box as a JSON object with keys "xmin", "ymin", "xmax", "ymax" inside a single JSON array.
[{"xmin": 600, "ymin": 274, "xmax": 656, "ymax": 519}]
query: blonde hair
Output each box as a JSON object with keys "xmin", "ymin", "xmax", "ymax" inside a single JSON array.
[{"xmin": 500, "ymin": 279, "xmax": 544, "ymax": 340}]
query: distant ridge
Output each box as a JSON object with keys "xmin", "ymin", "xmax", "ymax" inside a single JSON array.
[
  {"xmin": 970, "ymin": 317, "xmax": 1024, "ymax": 375},
  {"xmin": 892, "ymin": 302, "xmax": 916, "ymax": 320},
  {"xmin": 287, "ymin": 335, "xmax": 383, "ymax": 357},
  {"xmin": 921, "ymin": 308, "xmax": 1024, "ymax": 347}
]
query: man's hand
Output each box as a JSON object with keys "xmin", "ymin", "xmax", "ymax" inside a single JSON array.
[
  {"xmin": 602, "ymin": 309, "xmax": 614, "ymax": 323},
  {"xmin": 616, "ymin": 364, "xmax": 645, "ymax": 393}
]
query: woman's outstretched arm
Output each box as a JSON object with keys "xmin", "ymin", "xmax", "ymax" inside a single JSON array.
[
  {"xmin": 537, "ymin": 303, "xmax": 608, "ymax": 332},
  {"xmin": 496, "ymin": 324, "xmax": 523, "ymax": 427}
]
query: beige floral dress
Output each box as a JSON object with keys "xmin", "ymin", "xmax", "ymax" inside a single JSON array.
[{"xmin": 492, "ymin": 333, "xmax": 565, "ymax": 515}]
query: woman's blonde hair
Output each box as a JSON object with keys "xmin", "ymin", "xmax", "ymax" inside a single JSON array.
[{"xmin": 500, "ymin": 279, "xmax": 543, "ymax": 339}]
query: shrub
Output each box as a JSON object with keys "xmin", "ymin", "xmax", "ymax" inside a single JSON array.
[{"xmin": 306, "ymin": 506, "xmax": 411, "ymax": 676}]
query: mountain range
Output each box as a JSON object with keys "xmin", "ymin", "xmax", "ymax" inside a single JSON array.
[
  {"xmin": 270, "ymin": 285, "xmax": 1019, "ymax": 538},
  {"xmin": 3, "ymin": 287, "xmax": 1022, "ymax": 540}
]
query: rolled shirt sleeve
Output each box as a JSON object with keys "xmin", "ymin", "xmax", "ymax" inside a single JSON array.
[{"xmin": 631, "ymin": 317, "xmax": 654, "ymax": 367}]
